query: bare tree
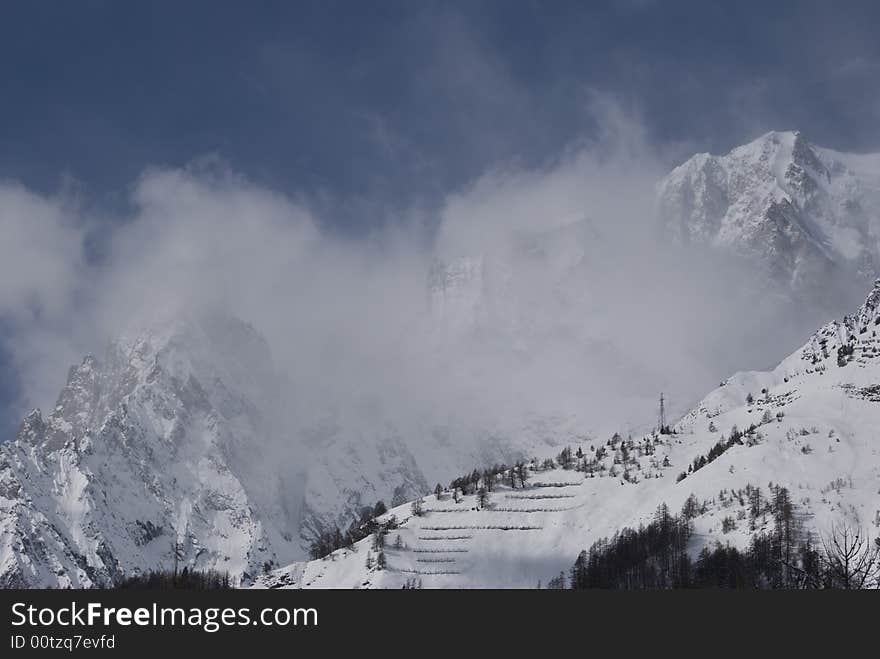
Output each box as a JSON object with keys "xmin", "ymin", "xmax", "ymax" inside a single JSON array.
[{"xmin": 819, "ymin": 522, "xmax": 880, "ymax": 589}]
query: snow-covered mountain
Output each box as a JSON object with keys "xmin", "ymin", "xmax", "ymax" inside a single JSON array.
[
  {"xmin": 656, "ymin": 131, "xmax": 880, "ymax": 294},
  {"xmin": 0, "ymin": 315, "xmax": 307, "ymax": 587},
  {"xmin": 5, "ymin": 132, "xmax": 880, "ymax": 590},
  {"xmin": 258, "ymin": 281, "xmax": 880, "ymax": 588},
  {"xmin": 0, "ymin": 309, "xmax": 583, "ymax": 588}
]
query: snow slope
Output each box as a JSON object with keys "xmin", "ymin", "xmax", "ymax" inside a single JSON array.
[{"xmin": 259, "ymin": 281, "xmax": 880, "ymax": 588}]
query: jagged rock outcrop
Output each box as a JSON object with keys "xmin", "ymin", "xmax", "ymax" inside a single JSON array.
[{"xmin": 0, "ymin": 316, "xmax": 300, "ymax": 587}]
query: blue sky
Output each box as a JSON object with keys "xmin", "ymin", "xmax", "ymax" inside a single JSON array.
[
  {"xmin": 2, "ymin": 0, "xmax": 880, "ymax": 436},
  {"xmin": 2, "ymin": 1, "xmax": 879, "ymax": 229}
]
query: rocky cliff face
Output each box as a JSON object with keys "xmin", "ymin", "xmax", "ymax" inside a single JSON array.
[{"xmin": 0, "ymin": 316, "xmax": 302, "ymax": 587}]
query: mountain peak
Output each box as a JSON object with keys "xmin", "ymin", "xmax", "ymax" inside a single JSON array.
[
  {"xmin": 729, "ymin": 129, "xmax": 822, "ymax": 175},
  {"xmin": 15, "ymin": 408, "xmax": 45, "ymax": 443},
  {"xmin": 854, "ymin": 277, "xmax": 880, "ymax": 327},
  {"xmin": 656, "ymin": 129, "xmax": 879, "ymax": 292}
]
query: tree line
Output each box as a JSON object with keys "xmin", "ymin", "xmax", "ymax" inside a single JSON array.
[
  {"xmin": 566, "ymin": 486, "xmax": 879, "ymax": 589},
  {"xmin": 309, "ymin": 500, "xmax": 398, "ymax": 560},
  {"xmin": 118, "ymin": 567, "xmax": 232, "ymax": 589},
  {"xmin": 677, "ymin": 423, "xmax": 758, "ymax": 482}
]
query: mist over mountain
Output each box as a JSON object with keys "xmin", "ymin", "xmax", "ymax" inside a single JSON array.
[
  {"xmin": 261, "ymin": 278, "xmax": 880, "ymax": 589},
  {"xmin": 2, "ymin": 128, "xmax": 880, "ymax": 586}
]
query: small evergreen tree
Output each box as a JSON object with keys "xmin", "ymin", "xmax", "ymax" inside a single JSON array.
[
  {"xmin": 517, "ymin": 461, "xmax": 529, "ymax": 488},
  {"xmin": 371, "ymin": 529, "xmax": 385, "ymax": 552},
  {"xmin": 411, "ymin": 497, "xmax": 424, "ymax": 517},
  {"xmin": 681, "ymin": 493, "xmax": 700, "ymax": 520}
]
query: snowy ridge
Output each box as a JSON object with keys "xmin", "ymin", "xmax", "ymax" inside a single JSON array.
[{"xmin": 258, "ymin": 282, "xmax": 880, "ymax": 589}]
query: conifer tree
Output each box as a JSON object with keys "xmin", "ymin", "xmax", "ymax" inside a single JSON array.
[{"xmin": 477, "ymin": 487, "xmax": 489, "ymax": 510}]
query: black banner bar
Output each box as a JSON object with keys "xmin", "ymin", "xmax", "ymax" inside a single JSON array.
[{"xmin": 1, "ymin": 589, "xmax": 873, "ymax": 653}]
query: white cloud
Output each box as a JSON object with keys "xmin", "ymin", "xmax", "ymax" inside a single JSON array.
[
  {"xmin": 0, "ymin": 182, "xmax": 84, "ymax": 320},
  {"xmin": 0, "ymin": 110, "xmax": 841, "ymax": 449}
]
